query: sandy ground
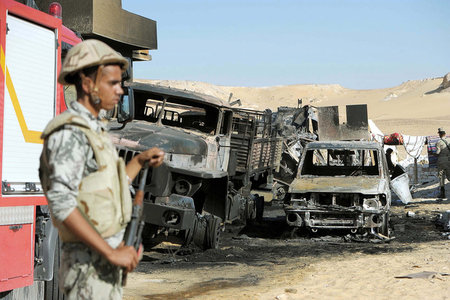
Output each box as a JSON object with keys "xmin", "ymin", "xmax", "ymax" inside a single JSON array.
[
  {"xmin": 123, "ymin": 192, "xmax": 449, "ymax": 300},
  {"xmin": 123, "ymin": 77, "xmax": 450, "ymax": 299}
]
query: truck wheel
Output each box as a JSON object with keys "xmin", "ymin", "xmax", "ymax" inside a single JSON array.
[
  {"xmin": 204, "ymin": 215, "xmax": 222, "ymax": 249},
  {"xmin": 44, "ymin": 237, "xmax": 64, "ymax": 300}
]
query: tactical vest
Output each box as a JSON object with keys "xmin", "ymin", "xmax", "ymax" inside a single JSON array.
[{"xmin": 40, "ymin": 112, "xmax": 132, "ymax": 242}]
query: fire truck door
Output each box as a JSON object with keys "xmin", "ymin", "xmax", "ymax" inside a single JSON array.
[{"xmin": 1, "ymin": 14, "xmax": 57, "ymax": 194}]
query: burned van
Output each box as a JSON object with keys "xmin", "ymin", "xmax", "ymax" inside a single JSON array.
[{"xmin": 284, "ymin": 141, "xmax": 391, "ymax": 236}]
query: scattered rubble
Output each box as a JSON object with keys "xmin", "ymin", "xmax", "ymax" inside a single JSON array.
[{"xmin": 436, "ymin": 210, "xmax": 450, "ymax": 231}]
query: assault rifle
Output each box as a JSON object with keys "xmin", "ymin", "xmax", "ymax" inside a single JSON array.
[{"xmin": 122, "ymin": 163, "xmax": 149, "ymax": 286}]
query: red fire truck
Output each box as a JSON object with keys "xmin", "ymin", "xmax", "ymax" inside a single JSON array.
[
  {"xmin": 0, "ymin": 0, "xmax": 156, "ymax": 299},
  {"xmin": 0, "ymin": 1, "xmax": 80, "ymax": 298}
]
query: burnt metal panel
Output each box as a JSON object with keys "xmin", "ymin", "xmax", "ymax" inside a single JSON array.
[
  {"xmin": 290, "ymin": 176, "xmax": 386, "ymax": 195},
  {"xmin": 35, "ymin": 0, "xmax": 157, "ymax": 55},
  {"xmin": 306, "ymin": 140, "xmax": 381, "ymax": 150},
  {"xmin": 317, "ymin": 106, "xmax": 339, "ymax": 141},
  {"xmin": 142, "ymin": 203, "xmax": 195, "ymax": 230},
  {"xmin": 346, "ymin": 104, "xmax": 368, "ymax": 129},
  {"xmin": 111, "ymin": 122, "xmax": 208, "ymax": 155},
  {"xmin": 318, "ymin": 104, "xmax": 369, "ymax": 141}
]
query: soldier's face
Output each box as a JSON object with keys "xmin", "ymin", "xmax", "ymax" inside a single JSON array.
[{"xmin": 97, "ymin": 65, "xmax": 123, "ymax": 111}]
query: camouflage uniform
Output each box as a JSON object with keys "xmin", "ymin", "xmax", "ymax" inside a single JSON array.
[
  {"xmin": 436, "ymin": 137, "xmax": 450, "ymax": 188},
  {"xmin": 40, "ymin": 101, "xmax": 124, "ymax": 299}
]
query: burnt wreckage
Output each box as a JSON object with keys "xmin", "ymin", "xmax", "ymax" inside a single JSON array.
[
  {"xmin": 110, "ymin": 82, "xmax": 282, "ymax": 249},
  {"xmin": 283, "ymin": 104, "xmax": 408, "ymax": 238},
  {"xmin": 270, "ymin": 104, "xmax": 319, "ymax": 201},
  {"xmin": 285, "ymin": 141, "xmax": 391, "ymax": 236}
]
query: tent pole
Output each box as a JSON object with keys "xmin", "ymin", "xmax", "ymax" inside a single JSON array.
[{"xmin": 414, "ymin": 158, "xmax": 418, "ymax": 185}]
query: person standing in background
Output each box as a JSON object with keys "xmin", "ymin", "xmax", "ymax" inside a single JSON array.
[{"xmin": 435, "ymin": 128, "xmax": 450, "ymax": 199}]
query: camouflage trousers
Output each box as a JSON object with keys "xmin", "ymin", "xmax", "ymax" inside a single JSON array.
[
  {"xmin": 438, "ymin": 165, "xmax": 450, "ymax": 187},
  {"xmin": 60, "ymin": 243, "xmax": 122, "ymax": 300}
]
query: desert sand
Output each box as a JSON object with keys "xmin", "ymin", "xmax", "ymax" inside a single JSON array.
[
  {"xmin": 137, "ymin": 77, "xmax": 450, "ymax": 137},
  {"xmin": 124, "ymin": 77, "xmax": 449, "ymax": 300}
]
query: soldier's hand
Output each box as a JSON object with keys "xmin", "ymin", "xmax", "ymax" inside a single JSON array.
[
  {"xmin": 139, "ymin": 147, "xmax": 164, "ymax": 168},
  {"xmin": 106, "ymin": 242, "xmax": 139, "ymax": 273}
]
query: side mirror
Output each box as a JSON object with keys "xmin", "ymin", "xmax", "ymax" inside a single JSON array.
[
  {"xmin": 118, "ymin": 87, "xmax": 134, "ymax": 123},
  {"xmin": 122, "ymin": 57, "xmax": 133, "ymax": 82}
]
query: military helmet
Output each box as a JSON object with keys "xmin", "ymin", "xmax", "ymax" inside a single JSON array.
[
  {"xmin": 438, "ymin": 127, "xmax": 445, "ymax": 134},
  {"xmin": 58, "ymin": 39, "xmax": 129, "ymax": 85}
]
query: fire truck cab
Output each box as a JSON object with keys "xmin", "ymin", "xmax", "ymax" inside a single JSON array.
[
  {"xmin": 0, "ymin": 1, "xmax": 80, "ymax": 298},
  {"xmin": 0, "ymin": 0, "xmax": 156, "ymax": 299}
]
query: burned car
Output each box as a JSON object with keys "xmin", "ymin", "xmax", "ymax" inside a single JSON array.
[{"xmin": 284, "ymin": 141, "xmax": 391, "ymax": 236}]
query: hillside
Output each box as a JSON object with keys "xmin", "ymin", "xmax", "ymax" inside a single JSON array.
[{"xmin": 135, "ymin": 77, "xmax": 450, "ymax": 136}]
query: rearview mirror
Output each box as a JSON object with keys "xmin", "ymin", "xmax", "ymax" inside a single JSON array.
[{"xmin": 118, "ymin": 87, "xmax": 134, "ymax": 123}]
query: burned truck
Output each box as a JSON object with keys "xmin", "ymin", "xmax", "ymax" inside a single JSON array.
[
  {"xmin": 284, "ymin": 141, "xmax": 391, "ymax": 236},
  {"xmin": 110, "ymin": 82, "xmax": 282, "ymax": 249}
]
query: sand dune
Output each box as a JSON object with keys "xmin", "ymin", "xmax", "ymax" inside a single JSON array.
[{"xmin": 136, "ymin": 77, "xmax": 450, "ymax": 136}]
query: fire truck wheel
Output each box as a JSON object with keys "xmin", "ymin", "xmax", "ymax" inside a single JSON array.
[{"xmin": 44, "ymin": 237, "xmax": 64, "ymax": 300}]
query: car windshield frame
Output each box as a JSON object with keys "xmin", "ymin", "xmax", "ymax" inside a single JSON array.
[{"xmin": 300, "ymin": 146, "xmax": 382, "ymax": 177}]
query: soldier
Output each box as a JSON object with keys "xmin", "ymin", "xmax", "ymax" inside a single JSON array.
[
  {"xmin": 435, "ymin": 127, "xmax": 450, "ymax": 198},
  {"xmin": 39, "ymin": 39, "xmax": 164, "ymax": 299}
]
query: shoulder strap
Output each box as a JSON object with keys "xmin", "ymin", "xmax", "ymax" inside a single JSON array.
[
  {"xmin": 77, "ymin": 126, "xmax": 110, "ymax": 166},
  {"xmin": 41, "ymin": 111, "xmax": 110, "ymax": 166},
  {"xmin": 41, "ymin": 111, "xmax": 90, "ymax": 139},
  {"xmin": 441, "ymin": 139, "xmax": 450, "ymax": 152}
]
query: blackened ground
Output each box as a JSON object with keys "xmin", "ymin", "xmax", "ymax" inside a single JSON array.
[{"xmin": 125, "ymin": 190, "xmax": 449, "ymax": 300}]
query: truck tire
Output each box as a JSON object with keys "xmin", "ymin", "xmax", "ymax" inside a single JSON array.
[
  {"xmin": 44, "ymin": 237, "xmax": 64, "ymax": 300},
  {"xmin": 204, "ymin": 215, "xmax": 221, "ymax": 249}
]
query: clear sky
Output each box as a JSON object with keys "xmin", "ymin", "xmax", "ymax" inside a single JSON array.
[{"xmin": 122, "ymin": 0, "xmax": 450, "ymax": 90}]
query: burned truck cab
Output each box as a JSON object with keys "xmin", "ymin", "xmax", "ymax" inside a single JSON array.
[
  {"xmin": 285, "ymin": 141, "xmax": 391, "ymax": 236},
  {"xmin": 111, "ymin": 82, "xmax": 282, "ymax": 249},
  {"xmin": 110, "ymin": 82, "xmax": 235, "ymax": 249}
]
